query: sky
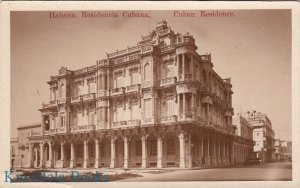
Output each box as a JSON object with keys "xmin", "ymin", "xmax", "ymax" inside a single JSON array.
[{"xmin": 11, "ymin": 10, "xmax": 291, "ymax": 140}]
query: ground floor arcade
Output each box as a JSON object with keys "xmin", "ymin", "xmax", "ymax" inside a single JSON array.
[{"xmin": 28, "ymin": 125, "xmax": 235, "ymax": 169}]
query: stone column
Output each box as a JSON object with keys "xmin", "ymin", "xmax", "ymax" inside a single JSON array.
[
  {"xmin": 39, "ymin": 142, "xmax": 44, "ymax": 168},
  {"xmin": 201, "ymin": 137, "xmax": 204, "ymax": 164},
  {"xmin": 60, "ymin": 141, "xmax": 65, "ymax": 168},
  {"xmin": 107, "ymin": 106, "xmax": 111, "ymax": 128},
  {"xmin": 183, "ymin": 93, "xmax": 186, "ymax": 120},
  {"xmin": 182, "ymin": 54, "xmax": 185, "ymax": 75},
  {"xmin": 70, "ymin": 142, "xmax": 75, "ymax": 168},
  {"xmin": 49, "ymin": 142, "xmax": 53, "ymax": 168},
  {"xmin": 102, "ymin": 75, "xmax": 105, "ymax": 90},
  {"xmin": 35, "ymin": 149, "xmax": 38, "ymax": 167},
  {"xmin": 206, "ymin": 137, "xmax": 210, "ymax": 167},
  {"xmin": 123, "ymin": 137, "xmax": 129, "ymax": 168},
  {"xmin": 83, "ymin": 139, "xmax": 89, "ymax": 168},
  {"xmin": 177, "ymin": 55, "xmax": 180, "ymax": 77},
  {"xmin": 95, "ymin": 139, "xmax": 100, "ymax": 168},
  {"xmin": 222, "ymin": 139, "xmax": 226, "ymax": 166},
  {"xmin": 213, "ymin": 140, "xmax": 217, "ymax": 166},
  {"xmin": 218, "ymin": 139, "xmax": 221, "ymax": 166},
  {"xmin": 187, "ymin": 134, "xmax": 192, "ymax": 168},
  {"xmin": 157, "ymin": 136, "xmax": 163, "ymax": 168},
  {"xmin": 179, "ymin": 131, "xmax": 185, "ymax": 168},
  {"xmin": 141, "ymin": 135, "xmax": 147, "ymax": 168},
  {"xmin": 28, "ymin": 144, "xmax": 33, "ymax": 168},
  {"xmin": 110, "ymin": 137, "xmax": 115, "ymax": 168},
  {"xmin": 191, "ymin": 94, "xmax": 195, "ymax": 115},
  {"xmin": 177, "ymin": 94, "xmax": 180, "ymax": 116},
  {"xmin": 191, "ymin": 54, "xmax": 195, "ymax": 79}
]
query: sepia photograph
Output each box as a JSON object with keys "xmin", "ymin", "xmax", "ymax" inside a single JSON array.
[{"xmin": 0, "ymin": 3, "xmax": 298, "ymax": 186}]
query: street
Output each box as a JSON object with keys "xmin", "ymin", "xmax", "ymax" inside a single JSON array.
[{"xmin": 122, "ymin": 162, "xmax": 292, "ymax": 181}]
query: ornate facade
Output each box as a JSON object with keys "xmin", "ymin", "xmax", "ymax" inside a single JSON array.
[
  {"xmin": 232, "ymin": 114, "xmax": 254, "ymax": 164},
  {"xmin": 242, "ymin": 111, "xmax": 276, "ymax": 163},
  {"xmin": 28, "ymin": 21, "xmax": 235, "ymax": 169}
]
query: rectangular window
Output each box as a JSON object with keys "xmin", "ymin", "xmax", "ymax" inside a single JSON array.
[
  {"xmin": 167, "ymin": 139, "xmax": 175, "ymax": 155},
  {"xmin": 166, "ymin": 98, "xmax": 175, "ymax": 116},
  {"xmin": 131, "ymin": 103, "xmax": 140, "ymax": 120},
  {"xmin": 117, "ymin": 106, "xmax": 124, "ymax": 121},
  {"xmin": 131, "ymin": 72, "xmax": 140, "ymax": 85},
  {"xmin": 116, "ymin": 75, "xmax": 123, "ymax": 88},
  {"xmin": 144, "ymin": 99, "xmax": 151, "ymax": 118},
  {"xmin": 165, "ymin": 63, "xmax": 174, "ymax": 78},
  {"xmin": 136, "ymin": 141, "xmax": 142, "ymax": 156},
  {"xmin": 88, "ymin": 110, "xmax": 95, "ymax": 125},
  {"xmin": 150, "ymin": 140, "xmax": 157, "ymax": 156},
  {"xmin": 88, "ymin": 81, "xmax": 96, "ymax": 94}
]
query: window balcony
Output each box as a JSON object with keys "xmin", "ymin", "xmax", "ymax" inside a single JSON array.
[
  {"xmin": 82, "ymin": 93, "xmax": 96, "ymax": 101},
  {"xmin": 42, "ymin": 100, "xmax": 58, "ymax": 109},
  {"xmin": 71, "ymin": 125, "xmax": 95, "ymax": 133},
  {"xmin": 141, "ymin": 118, "xmax": 155, "ymax": 125},
  {"xmin": 43, "ymin": 129, "xmax": 56, "ymax": 135},
  {"xmin": 127, "ymin": 120, "xmax": 141, "ymax": 127},
  {"xmin": 58, "ymin": 98, "xmax": 66, "ymax": 104},
  {"xmin": 56, "ymin": 126, "xmax": 68, "ymax": 134},
  {"xmin": 112, "ymin": 121, "xmax": 127, "ymax": 128},
  {"xmin": 111, "ymin": 87, "xmax": 124, "ymax": 96},
  {"xmin": 30, "ymin": 131, "xmax": 42, "ymax": 137},
  {"xmin": 96, "ymin": 122, "xmax": 108, "ymax": 130},
  {"xmin": 179, "ymin": 74, "xmax": 193, "ymax": 82},
  {"xmin": 178, "ymin": 114, "xmax": 197, "ymax": 122},
  {"xmin": 160, "ymin": 115, "xmax": 177, "ymax": 124},
  {"xmin": 97, "ymin": 90, "xmax": 109, "ymax": 97},
  {"xmin": 160, "ymin": 77, "xmax": 176, "ymax": 87},
  {"xmin": 71, "ymin": 96, "xmax": 81, "ymax": 103},
  {"xmin": 126, "ymin": 84, "xmax": 140, "ymax": 93}
]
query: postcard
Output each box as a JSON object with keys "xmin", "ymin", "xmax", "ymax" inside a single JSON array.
[{"xmin": 0, "ymin": 1, "xmax": 299, "ymax": 188}]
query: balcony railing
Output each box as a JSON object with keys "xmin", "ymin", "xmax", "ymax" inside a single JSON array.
[
  {"xmin": 82, "ymin": 93, "xmax": 96, "ymax": 101},
  {"xmin": 96, "ymin": 122, "xmax": 108, "ymax": 130},
  {"xmin": 161, "ymin": 44, "xmax": 175, "ymax": 52},
  {"xmin": 71, "ymin": 125, "xmax": 95, "ymax": 132},
  {"xmin": 160, "ymin": 77, "xmax": 176, "ymax": 87},
  {"xmin": 127, "ymin": 120, "xmax": 141, "ymax": 126},
  {"xmin": 179, "ymin": 74, "xmax": 193, "ymax": 82},
  {"xmin": 97, "ymin": 90, "xmax": 109, "ymax": 97},
  {"xmin": 141, "ymin": 118, "xmax": 155, "ymax": 125},
  {"xmin": 58, "ymin": 98, "xmax": 66, "ymax": 104},
  {"xmin": 56, "ymin": 126, "xmax": 68, "ymax": 134},
  {"xmin": 178, "ymin": 114, "xmax": 197, "ymax": 122},
  {"xmin": 71, "ymin": 96, "xmax": 81, "ymax": 103},
  {"xmin": 160, "ymin": 115, "xmax": 177, "ymax": 124},
  {"xmin": 126, "ymin": 84, "xmax": 140, "ymax": 93},
  {"xmin": 111, "ymin": 87, "xmax": 124, "ymax": 96},
  {"xmin": 30, "ymin": 131, "xmax": 42, "ymax": 137}
]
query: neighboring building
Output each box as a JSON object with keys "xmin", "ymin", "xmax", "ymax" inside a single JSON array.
[
  {"xmin": 232, "ymin": 114, "xmax": 254, "ymax": 164},
  {"xmin": 10, "ymin": 123, "xmax": 41, "ymax": 169},
  {"xmin": 15, "ymin": 21, "xmax": 236, "ymax": 169},
  {"xmin": 242, "ymin": 111, "xmax": 275, "ymax": 163},
  {"xmin": 275, "ymin": 139, "xmax": 292, "ymax": 161},
  {"xmin": 10, "ymin": 137, "xmax": 18, "ymax": 169}
]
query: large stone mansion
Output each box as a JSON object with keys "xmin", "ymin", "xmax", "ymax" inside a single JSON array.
[{"xmin": 12, "ymin": 21, "xmax": 240, "ymax": 169}]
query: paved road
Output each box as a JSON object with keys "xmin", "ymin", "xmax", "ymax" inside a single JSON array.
[{"xmin": 122, "ymin": 162, "xmax": 292, "ymax": 181}]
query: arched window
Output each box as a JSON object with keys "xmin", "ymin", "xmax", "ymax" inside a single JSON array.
[{"xmin": 144, "ymin": 63, "xmax": 150, "ymax": 81}]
